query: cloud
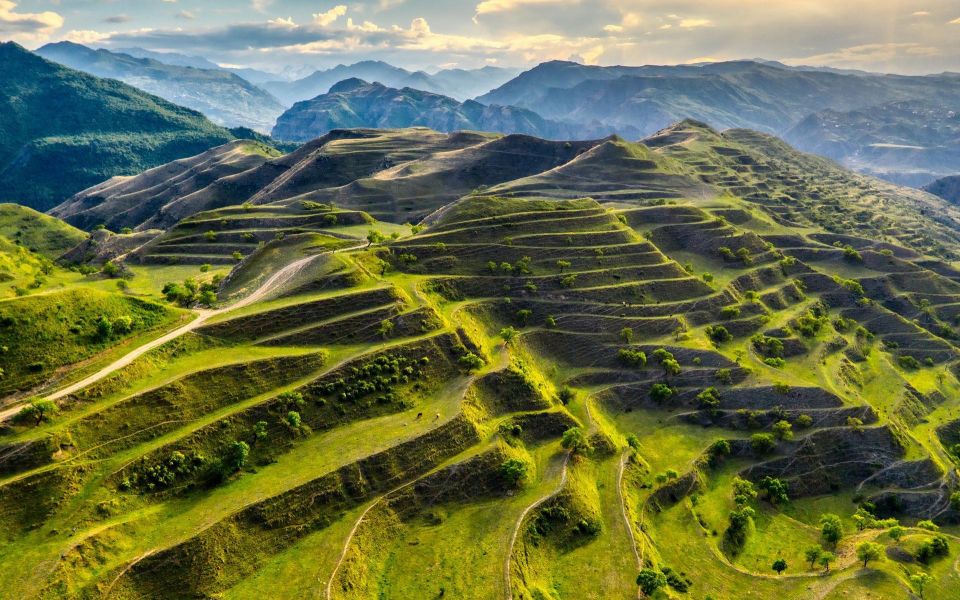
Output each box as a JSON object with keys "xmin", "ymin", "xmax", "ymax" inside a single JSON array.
[
  {"xmin": 0, "ymin": 0, "xmax": 63, "ymax": 43},
  {"xmin": 473, "ymin": 0, "xmax": 575, "ymax": 22},
  {"xmin": 790, "ymin": 42, "xmax": 941, "ymax": 67},
  {"xmin": 950, "ymin": 17, "xmax": 960, "ymax": 24},
  {"xmin": 377, "ymin": 0, "xmax": 406, "ymax": 10},
  {"xmin": 251, "ymin": 0, "xmax": 273, "ymax": 13},
  {"xmin": 912, "ymin": 11, "xmax": 930, "ymax": 16},
  {"xmin": 63, "ymin": 29, "xmax": 110, "ymax": 44},
  {"xmin": 176, "ymin": 10, "xmax": 195, "ymax": 20},
  {"xmin": 604, "ymin": 11, "xmax": 640, "ymax": 34},
  {"xmin": 678, "ymin": 18, "xmax": 711, "ymax": 29},
  {"xmin": 104, "ymin": 15, "xmax": 130, "ymax": 24},
  {"xmin": 313, "ymin": 5, "xmax": 347, "ymax": 27}
]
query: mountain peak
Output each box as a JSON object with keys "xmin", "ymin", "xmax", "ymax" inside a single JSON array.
[{"xmin": 329, "ymin": 78, "xmax": 373, "ymax": 94}]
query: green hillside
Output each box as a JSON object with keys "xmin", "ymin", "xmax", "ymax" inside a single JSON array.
[
  {"xmin": 0, "ymin": 42, "xmax": 236, "ymax": 211},
  {"xmin": 0, "ymin": 204, "xmax": 87, "ymax": 258},
  {"xmin": 1, "ymin": 124, "xmax": 960, "ymax": 599}
]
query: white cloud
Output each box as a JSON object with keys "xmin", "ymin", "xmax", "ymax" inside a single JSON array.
[
  {"xmin": 678, "ymin": 18, "xmax": 711, "ymax": 29},
  {"xmin": 473, "ymin": 0, "xmax": 576, "ymax": 22},
  {"xmin": 604, "ymin": 11, "xmax": 640, "ymax": 34},
  {"xmin": 912, "ymin": 11, "xmax": 930, "ymax": 16},
  {"xmin": 313, "ymin": 5, "xmax": 347, "ymax": 27},
  {"xmin": 0, "ymin": 0, "xmax": 63, "ymax": 44},
  {"xmin": 950, "ymin": 17, "xmax": 960, "ymax": 24},
  {"xmin": 252, "ymin": 0, "xmax": 273, "ymax": 13}
]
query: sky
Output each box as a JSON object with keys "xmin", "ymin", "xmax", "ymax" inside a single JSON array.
[{"xmin": 2, "ymin": 0, "xmax": 959, "ymax": 74}]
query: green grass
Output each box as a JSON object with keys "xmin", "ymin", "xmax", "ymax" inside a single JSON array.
[
  {"xmin": 0, "ymin": 204, "xmax": 87, "ymax": 258},
  {"xmin": 0, "ymin": 288, "xmax": 180, "ymax": 394}
]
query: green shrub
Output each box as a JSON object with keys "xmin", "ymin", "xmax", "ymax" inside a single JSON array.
[
  {"xmin": 618, "ymin": 348, "xmax": 647, "ymax": 368},
  {"xmin": 498, "ymin": 458, "xmax": 529, "ymax": 488},
  {"xmin": 650, "ymin": 383, "xmax": 674, "ymax": 403},
  {"xmin": 561, "ymin": 427, "xmax": 592, "ymax": 454},
  {"xmin": 706, "ymin": 325, "xmax": 732, "ymax": 343},
  {"xmin": 750, "ymin": 433, "xmax": 776, "ymax": 455}
]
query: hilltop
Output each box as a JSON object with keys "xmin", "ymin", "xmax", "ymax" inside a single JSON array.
[
  {"xmin": 36, "ymin": 42, "xmax": 285, "ymax": 132},
  {"xmin": 2, "ymin": 123, "xmax": 960, "ymax": 599},
  {"xmin": 0, "ymin": 42, "xmax": 238, "ymax": 212}
]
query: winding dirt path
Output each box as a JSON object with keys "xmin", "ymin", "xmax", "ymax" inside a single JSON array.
[
  {"xmin": 503, "ymin": 451, "xmax": 571, "ymax": 600},
  {"xmin": 0, "ymin": 245, "xmax": 361, "ymax": 422},
  {"xmin": 616, "ymin": 450, "xmax": 644, "ymax": 599}
]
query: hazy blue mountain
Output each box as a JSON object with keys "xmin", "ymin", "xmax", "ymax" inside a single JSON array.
[
  {"xmin": 115, "ymin": 47, "xmax": 280, "ymax": 85},
  {"xmin": 0, "ymin": 42, "xmax": 237, "ymax": 211},
  {"xmin": 264, "ymin": 61, "xmax": 518, "ymax": 106},
  {"xmin": 784, "ymin": 100, "xmax": 960, "ymax": 186},
  {"xmin": 479, "ymin": 60, "xmax": 960, "ymax": 135},
  {"xmin": 36, "ymin": 42, "xmax": 285, "ymax": 132},
  {"xmin": 270, "ymin": 78, "xmax": 626, "ymax": 142}
]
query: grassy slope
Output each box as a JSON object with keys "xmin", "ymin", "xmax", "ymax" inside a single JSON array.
[{"xmin": 0, "ymin": 204, "xmax": 87, "ymax": 258}]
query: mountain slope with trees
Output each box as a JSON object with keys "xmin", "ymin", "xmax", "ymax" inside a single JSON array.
[
  {"xmin": 36, "ymin": 42, "xmax": 285, "ymax": 132},
  {"xmin": 0, "ymin": 42, "xmax": 240, "ymax": 212}
]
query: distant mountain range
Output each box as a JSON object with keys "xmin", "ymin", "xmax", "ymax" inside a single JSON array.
[
  {"xmin": 0, "ymin": 42, "xmax": 242, "ymax": 212},
  {"xmin": 783, "ymin": 100, "xmax": 960, "ymax": 186},
  {"xmin": 36, "ymin": 42, "xmax": 286, "ymax": 132},
  {"xmin": 9, "ymin": 41, "xmax": 960, "ymax": 190},
  {"xmin": 114, "ymin": 47, "xmax": 281, "ymax": 85},
  {"xmin": 262, "ymin": 60, "xmax": 519, "ymax": 105},
  {"xmin": 271, "ymin": 78, "xmax": 624, "ymax": 142}
]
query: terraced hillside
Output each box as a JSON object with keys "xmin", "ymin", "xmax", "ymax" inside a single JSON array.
[{"xmin": 4, "ymin": 123, "xmax": 960, "ymax": 599}]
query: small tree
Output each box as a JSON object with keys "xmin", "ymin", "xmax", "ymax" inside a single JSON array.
[
  {"xmin": 771, "ymin": 558, "xmax": 787, "ymax": 575},
  {"xmin": 772, "ymin": 420, "xmax": 793, "ymax": 441},
  {"xmin": 636, "ymin": 569, "xmax": 666, "ymax": 597},
  {"xmin": 223, "ymin": 440, "xmax": 250, "ymax": 473},
  {"xmin": 459, "ymin": 352, "xmax": 485, "ymax": 371},
  {"xmin": 856, "ymin": 541, "xmax": 883, "ymax": 568},
  {"xmin": 758, "ymin": 476, "xmax": 789, "ymax": 505},
  {"xmin": 95, "ymin": 315, "xmax": 113, "ymax": 341},
  {"xmin": 498, "ymin": 458, "xmax": 529, "ymax": 488},
  {"xmin": 377, "ymin": 319, "xmax": 395, "ymax": 339},
  {"xmin": 252, "ymin": 420, "xmax": 268, "ymax": 443},
  {"xmin": 650, "ymin": 383, "xmax": 674, "ymax": 403},
  {"xmin": 556, "ymin": 260, "xmax": 571, "ymax": 273},
  {"xmin": 820, "ymin": 513, "xmax": 843, "ymax": 545},
  {"xmin": 15, "ymin": 398, "xmax": 58, "ymax": 426},
  {"xmin": 805, "ymin": 546, "xmax": 823, "ymax": 569},
  {"xmin": 561, "ymin": 427, "xmax": 591, "ymax": 454},
  {"xmin": 818, "ymin": 552, "xmax": 835, "ymax": 572},
  {"xmin": 910, "ymin": 572, "xmax": 933, "ymax": 599},
  {"xmin": 366, "ymin": 230, "xmax": 385, "ymax": 246},
  {"xmin": 661, "ymin": 358, "xmax": 681, "ymax": 378},
  {"xmin": 750, "ymin": 433, "xmax": 776, "ymax": 455},
  {"xmin": 619, "ymin": 327, "xmax": 634, "ymax": 344},
  {"xmin": 286, "ymin": 411, "xmax": 302, "ymax": 430},
  {"xmin": 499, "ymin": 326, "xmax": 519, "ymax": 343},
  {"xmin": 888, "ymin": 525, "xmax": 904, "ymax": 544}
]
